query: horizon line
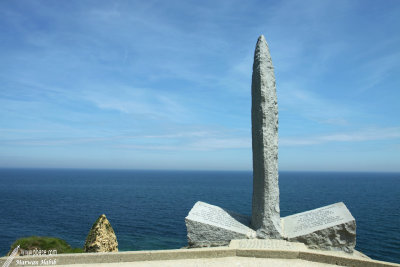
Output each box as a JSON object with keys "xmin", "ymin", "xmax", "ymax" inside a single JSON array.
[{"xmin": 0, "ymin": 167, "xmax": 399, "ymax": 174}]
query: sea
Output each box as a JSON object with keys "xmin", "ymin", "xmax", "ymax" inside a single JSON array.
[{"xmin": 0, "ymin": 169, "xmax": 399, "ymax": 263}]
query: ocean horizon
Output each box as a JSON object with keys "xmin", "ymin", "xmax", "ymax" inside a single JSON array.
[{"xmin": 0, "ymin": 169, "xmax": 399, "ymax": 263}]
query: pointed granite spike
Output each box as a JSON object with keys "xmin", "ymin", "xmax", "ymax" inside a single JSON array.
[{"xmin": 251, "ymin": 35, "xmax": 282, "ymax": 239}]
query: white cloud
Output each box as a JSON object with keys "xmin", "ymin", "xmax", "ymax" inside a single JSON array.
[
  {"xmin": 281, "ymin": 127, "xmax": 400, "ymax": 146},
  {"xmin": 0, "ymin": 137, "xmax": 109, "ymax": 146},
  {"xmin": 188, "ymin": 137, "xmax": 251, "ymax": 151},
  {"xmin": 278, "ymin": 85, "xmax": 351, "ymax": 125},
  {"xmin": 356, "ymin": 52, "xmax": 400, "ymax": 93},
  {"xmin": 82, "ymin": 85, "xmax": 190, "ymax": 122}
]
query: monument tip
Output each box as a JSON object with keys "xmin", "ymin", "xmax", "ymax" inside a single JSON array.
[
  {"xmin": 257, "ymin": 35, "xmax": 266, "ymax": 43},
  {"xmin": 255, "ymin": 35, "xmax": 269, "ymax": 54}
]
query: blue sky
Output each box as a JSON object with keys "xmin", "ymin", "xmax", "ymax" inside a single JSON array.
[{"xmin": 0, "ymin": 0, "xmax": 399, "ymax": 171}]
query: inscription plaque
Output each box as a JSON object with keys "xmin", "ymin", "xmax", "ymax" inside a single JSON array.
[
  {"xmin": 186, "ymin": 201, "xmax": 255, "ymax": 236},
  {"xmin": 282, "ymin": 202, "xmax": 355, "ymax": 239}
]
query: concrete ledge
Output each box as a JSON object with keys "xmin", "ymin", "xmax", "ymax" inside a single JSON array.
[
  {"xmin": 298, "ymin": 251, "xmax": 400, "ymax": 267},
  {"xmin": 1, "ymin": 243, "xmax": 398, "ymax": 267},
  {"xmin": 0, "ymin": 248, "xmax": 235, "ymax": 267}
]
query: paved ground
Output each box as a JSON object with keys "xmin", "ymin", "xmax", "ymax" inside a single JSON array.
[
  {"xmin": 56, "ymin": 257, "xmax": 338, "ymax": 267},
  {"xmin": 4, "ymin": 240, "xmax": 397, "ymax": 267}
]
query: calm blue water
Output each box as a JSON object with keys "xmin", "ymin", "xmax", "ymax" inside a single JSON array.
[{"xmin": 0, "ymin": 169, "xmax": 399, "ymax": 263}]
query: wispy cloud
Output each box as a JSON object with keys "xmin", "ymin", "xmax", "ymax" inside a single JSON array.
[
  {"xmin": 1, "ymin": 129, "xmax": 251, "ymax": 151},
  {"xmin": 281, "ymin": 127, "xmax": 400, "ymax": 146},
  {"xmin": 112, "ymin": 137, "xmax": 251, "ymax": 152},
  {"xmin": 0, "ymin": 137, "xmax": 109, "ymax": 146},
  {"xmin": 187, "ymin": 137, "xmax": 250, "ymax": 150},
  {"xmin": 279, "ymin": 85, "xmax": 352, "ymax": 125},
  {"xmin": 0, "ymin": 0, "xmax": 399, "ymax": 170},
  {"xmin": 6, "ymin": 126, "xmax": 399, "ymax": 150},
  {"xmin": 355, "ymin": 51, "xmax": 400, "ymax": 93},
  {"xmin": 0, "ymin": 128, "xmax": 49, "ymax": 133},
  {"xmin": 81, "ymin": 84, "xmax": 193, "ymax": 124}
]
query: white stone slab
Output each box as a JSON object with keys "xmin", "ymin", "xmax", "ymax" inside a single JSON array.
[
  {"xmin": 282, "ymin": 202, "xmax": 354, "ymax": 239},
  {"xmin": 186, "ymin": 201, "xmax": 255, "ymax": 236},
  {"xmin": 185, "ymin": 201, "xmax": 256, "ymax": 247}
]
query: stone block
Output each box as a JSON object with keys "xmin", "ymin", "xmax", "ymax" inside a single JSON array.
[
  {"xmin": 282, "ymin": 202, "xmax": 356, "ymax": 252},
  {"xmin": 185, "ymin": 201, "xmax": 256, "ymax": 248}
]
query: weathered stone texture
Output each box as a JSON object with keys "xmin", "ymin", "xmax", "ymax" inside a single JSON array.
[
  {"xmin": 288, "ymin": 220, "xmax": 356, "ymax": 253},
  {"xmin": 186, "ymin": 220, "xmax": 248, "ymax": 248},
  {"xmin": 84, "ymin": 214, "xmax": 118, "ymax": 253},
  {"xmin": 251, "ymin": 35, "xmax": 282, "ymax": 239},
  {"xmin": 282, "ymin": 202, "xmax": 356, "ymax": 253},
  {"xmin": 185, "ymin": 201, "xmax": 255, "ymax": 248}
]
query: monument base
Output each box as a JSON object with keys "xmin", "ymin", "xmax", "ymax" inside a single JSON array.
[{"xmin": 186, "ymin": 201, "xmax": 356, "ymax": 252}]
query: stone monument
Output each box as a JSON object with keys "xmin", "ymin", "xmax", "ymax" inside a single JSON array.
[
  {"xmin": 251, "ymin": 35, "xmax": 282, "ymax": 239},
  {"xmin": 185, "ymin": 34, "xmax": 356, "ymax": 253}
]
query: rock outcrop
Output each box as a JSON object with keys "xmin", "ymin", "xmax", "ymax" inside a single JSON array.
[{"xmin": 83, "ymin": 214, "xmax": 118, "ymax": 253}]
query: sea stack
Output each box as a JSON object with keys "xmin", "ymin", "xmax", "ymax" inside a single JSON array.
[
  {"xmin": 84, "ymin": 214, "xmax": 118, "ymax": 252},
  {"xmin": 251, "ymin": 35, "xmax": 282, "ymax": 239}
]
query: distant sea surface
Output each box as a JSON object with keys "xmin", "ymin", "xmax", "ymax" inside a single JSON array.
[{"xmin": 0, "ymin": 169, "xmax": 399, "ymax": 263}]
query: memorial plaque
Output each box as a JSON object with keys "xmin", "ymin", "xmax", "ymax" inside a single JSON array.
[
  {"xmin": 282, "ymin": 202, "xmax": 354, "ymax": 238},
  {"xmin": 282, "ymin": 202, "xmax": 356, "ymax": 252},
  {"xmin": 186, "ymin": 201, "xmax": 254, "ymax": 235},
  {"xmin": 185, "ymin": 201, "xmax": 256, "ymax": 247}
]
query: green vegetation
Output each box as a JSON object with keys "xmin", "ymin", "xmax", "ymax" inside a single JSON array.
[{"xmin": 8, "ymin": 236, "xmax": 83, "ymax": 255}]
